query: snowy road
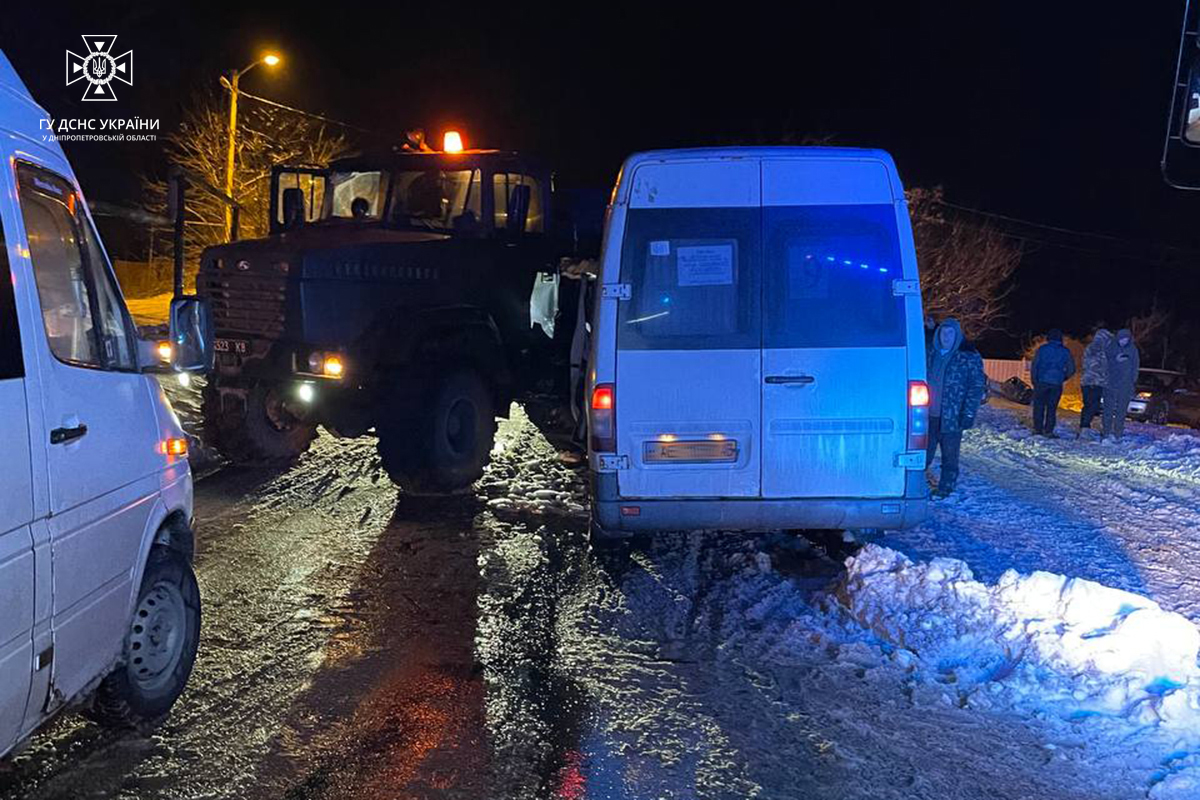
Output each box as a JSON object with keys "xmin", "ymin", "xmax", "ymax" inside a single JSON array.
[{"xmin": 1, "ymin": 403, "xmax": 1199, "ymax": 799}]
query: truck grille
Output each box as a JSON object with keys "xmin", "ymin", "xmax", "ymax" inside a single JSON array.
[{"xmin": 199, "ymin": 273, "xmax": 288, "ymax": 338}]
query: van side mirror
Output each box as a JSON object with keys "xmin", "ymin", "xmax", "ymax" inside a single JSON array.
[
  {"xmin": 281, "ymin": 187, "xmax": 305, "ymax": 230},
  {"xmin": 506, "ymin": 184, "xmax": 531, "ymax": 235},
  {"xmin": 169, "ymin": 296, "xmax": 214, "ymax": 372}
]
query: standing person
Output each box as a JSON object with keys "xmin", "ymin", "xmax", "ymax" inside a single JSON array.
[
  {"xmin": 926, "ymin": 319, "xmax": 986, "ymax": 498},
  {"xmin": 1079, "ymin": 326, "xmax": 1112, "ymax": 436},
  {"xmin": 1102, "ymin": 328, "xmax": 1140, "ymax": 440},
  {"xmin": 1030, "ymin": 329, "xmax": 1076, "ymax": 437}
]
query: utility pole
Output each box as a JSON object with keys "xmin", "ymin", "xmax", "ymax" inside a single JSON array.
[{"xmin": 223, "ymin": 53, "xmax": 281, "ymax": 242}]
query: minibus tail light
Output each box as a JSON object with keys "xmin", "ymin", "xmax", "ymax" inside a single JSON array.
[
  {"xmin": 908, "ymin": 380, "xmax": 929, "ymax": 453},
  {"xmin": 909, "ymin": 381, "xmax": 930, "ymax": 407},
  {"xmin": 590, "ymin": 383, "xmax": 616, "ymax": 452}
]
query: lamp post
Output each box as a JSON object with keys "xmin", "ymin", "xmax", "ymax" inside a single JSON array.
[{"xmin": 224, "ymin": 53, "xmax": 281, "ymax": 241}]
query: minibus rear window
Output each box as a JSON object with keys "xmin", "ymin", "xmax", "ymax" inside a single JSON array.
[
  {"xmin": 617, "ymin": 208, "xmax": 760, "ymax": 350},
  {"xmin": 763, "ymin": 204, "xmax": 906, "ymax": 349},
  {"xmin": 0, "ymin": 221, "xmax": 22, "ymax": 380}
]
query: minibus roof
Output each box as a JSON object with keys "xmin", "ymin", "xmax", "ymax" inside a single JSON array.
[
  {"xmin": 0, "ymin": 50, "xmax": 70, "ymax": 168},
  {"xmin": 623, "ymin": 146, "xmax": 897, "ymax": 168},
  {"xmin": 617, "ymin": 147, "xmax": 902, "ymax": 207}
]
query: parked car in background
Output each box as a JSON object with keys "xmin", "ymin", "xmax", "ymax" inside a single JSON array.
[
  {"xmin": 994, "ymin": 376, "xmax": 1034, "ymax": 405},
  {"xmin": 1126, "ymin": 368, "xmax": 1200, "ymax": 427},
  {"xmin": 587, "ymin": 147, "xmax": 930, "ymax": 542}
]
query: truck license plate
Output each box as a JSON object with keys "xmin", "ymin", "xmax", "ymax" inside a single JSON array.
[
  {"xmin": 644, "ymin": 439, "xmax": 738, "ymax": 463},
  {"xmin": 214, "ymin": 338, "xmax": 249, "ymax": 355}
]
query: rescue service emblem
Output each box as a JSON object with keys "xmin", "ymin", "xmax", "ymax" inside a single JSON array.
[{"xmin": 66, "ymin": 36, "xmax": 132, "ymax": 101}]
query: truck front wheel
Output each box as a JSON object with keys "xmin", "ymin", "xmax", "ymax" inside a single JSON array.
[
  {"xmin": 201, "ymin": 382, "xmax": 317, "ymax": 464},
  {"xmin": 377, "ymin": 370, "xmax": 496, "ymax": 493}
]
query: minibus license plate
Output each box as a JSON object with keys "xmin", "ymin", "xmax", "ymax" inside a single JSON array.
[
  {"xmin": 214, "ymin": 338, "xmax": 248, "ymax": 355},
  {"xmin": 644, "ymin": 440, "xmax": 737, "ymax": 463}
]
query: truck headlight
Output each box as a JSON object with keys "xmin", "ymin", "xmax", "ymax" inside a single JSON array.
[
  {"xmin": 322, "ymin": 355, "xmax": 344, "ymax": 377},
  {"xmin": 305, "ymin": 351, "xmax": 345, "ymax": 378}
]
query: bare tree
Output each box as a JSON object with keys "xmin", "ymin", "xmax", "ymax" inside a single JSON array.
[
  {"xmin": 1128, "ymin": 300, "xmax": 1173, "ymax": 368},
  {"xmin": 907, "ymin": 187, "xmax": 1022, "ymax": 340},
  {"xmin": 143, "ymin": 89, "xmax": 349, "ymax": 288},
  {"xmin": 1128, "ymin": 301, "xmax": 1170, "ymax": 345}
]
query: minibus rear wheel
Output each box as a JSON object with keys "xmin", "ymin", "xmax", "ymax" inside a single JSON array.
[{"xmin": 87, "ymin": 546, "xmax": 201, "ymax": 731}]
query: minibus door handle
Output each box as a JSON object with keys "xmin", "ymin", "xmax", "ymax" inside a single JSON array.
[
  {"xmin": 765, "ymin": 374, "xmax": 815, "ymax": 385},
  {"xmin": 50, "ymin": 424, "xmax": 88, "ymax": 445}
]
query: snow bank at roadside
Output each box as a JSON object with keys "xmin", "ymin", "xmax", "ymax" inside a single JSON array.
[{"xmin": 840, "ymin": 544, "xmax": 1200, "ymax": 730}]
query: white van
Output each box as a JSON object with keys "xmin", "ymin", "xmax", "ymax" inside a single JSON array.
[
  {"xmin": 588, "ymin": 147, "xmax": 930, "ymax": 538},
  {"xmin": 0, "ymin": 53, "xmax": 212, "ymax": 759}
]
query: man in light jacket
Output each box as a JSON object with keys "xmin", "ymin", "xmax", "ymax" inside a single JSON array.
[
  {"xmin": 1030, "ymin": 329, "xmax": 1076, "ymax": 437},
  {"xmin": 1102, "ymin": 328, "xmax": 1140, "ymax": 440},
  {"xmin": 1079, "ymin": 327, "xmax": 1112, "ymax": 435}
]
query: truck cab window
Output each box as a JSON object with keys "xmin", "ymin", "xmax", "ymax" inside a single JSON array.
[
  {"xmin": 275, "ymin": 171, "xmax": 327, "ymax": 225},
  {"xmin": 493, "ymin": 173, "xmax": 543, "ymax": 232},
  {"xmin": 390, "ymin": 169, "xmax": 480, "ymax": 230},
  {"xmin": 327, "ymin": 170, "xmax": 388, "ymax": 220},
  {"xmin": 17, "ymin": 164, "xmax": 135, "ymax": 370}
]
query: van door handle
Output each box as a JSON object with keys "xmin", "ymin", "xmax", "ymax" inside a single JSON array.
[
  {"xmin": 765, "ymin": 375, "xmax": 815, "ymax": 385},
  {"xmin": 50, "ymin": 424, "xmax": 88, "ymax": 445}
]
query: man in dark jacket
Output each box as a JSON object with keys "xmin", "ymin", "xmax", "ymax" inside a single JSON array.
[
  {"xmin": 1030, "ymin": 329, "xmax": 1076, "ymax": 437},
  {"xmin": 926, "ymin": 319, "xmax": 987, "ymax": 497},
  {"xmin": 1079, "ymin": 327, "xmax": 1111, "ymax": 435},
  {"xmin": 1102, "ymin": 328, "xmax": 1140, "ymax": 440}
]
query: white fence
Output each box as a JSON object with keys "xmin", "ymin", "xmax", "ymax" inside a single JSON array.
[{"xmin": 983, "ymin": 359, "xmax": 1030, "ymax": 385}]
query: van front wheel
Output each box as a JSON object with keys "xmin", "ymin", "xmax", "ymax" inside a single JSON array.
[{"xmin": 88, "ymin": 547, "xmax": 201, "ymax": 731}]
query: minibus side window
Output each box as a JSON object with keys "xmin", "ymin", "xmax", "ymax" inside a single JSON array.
[
  {"xmin": 0, "ymin": 215, "xmax": 23, "ymax": 380},
  {"xmin": 763, "ymin": 204, "xmax": 906, "ymax": 349},
  {"xmin": 16, "ymin": 164, "xmax": 136, "ymax": 371},
  {"xmin": 618, "ymin": 207, "xmax": 761, "ymax": 350}
]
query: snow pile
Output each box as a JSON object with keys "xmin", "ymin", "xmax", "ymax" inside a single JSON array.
[
  {"xmin": 976, "ymin": 405, "xmax": 1200, "ymax": 485},
  {"xmin": 840, "ymin": 544, "xmax": 1200, "ymax": 729}
]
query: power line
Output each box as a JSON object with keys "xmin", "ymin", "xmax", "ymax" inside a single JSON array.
[
  {"xmin": 938, "ymin": 199, "xmax": 1136, "ymax": 245},
  {"xmin": 936, "ymin": 198, "xmax": 1200, "ymax": 263},
  {"xmin": 219, "ymin": 80, "xmax": 379, "ymax": 136}
]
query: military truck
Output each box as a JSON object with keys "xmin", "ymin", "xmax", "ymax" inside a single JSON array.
[{"xmin": 198, "ymin": 140, "xmax": 593, "ymax": 492}]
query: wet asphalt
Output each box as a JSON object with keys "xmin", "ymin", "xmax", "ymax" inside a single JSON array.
[{"xmin": 0, "ymin": 407, "xmax": 840, "ymax": 800}]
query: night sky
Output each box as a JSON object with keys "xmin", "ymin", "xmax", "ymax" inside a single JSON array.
[{"xmin": 3, "ymin": 1, "xmax": 1197, "ymax": 358}]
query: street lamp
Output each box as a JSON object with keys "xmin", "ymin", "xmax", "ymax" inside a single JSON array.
[{"xmin": 223, "ymin": 53, "xmax": 281, "ymax": 241}]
